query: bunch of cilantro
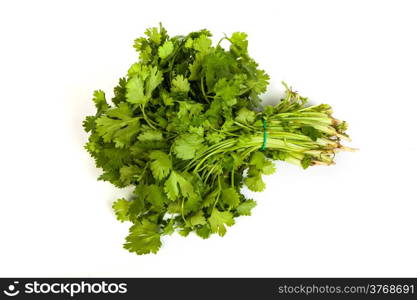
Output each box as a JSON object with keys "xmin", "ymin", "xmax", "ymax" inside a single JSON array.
[{"xmin": 83, "ymin": 24, "xmax": 352, "ymax": 255}]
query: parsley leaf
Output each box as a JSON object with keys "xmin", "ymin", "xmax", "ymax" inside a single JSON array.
[
  {"xmin": 149, "ymin": 150, "xmax": 172, "ymax": 180},
  {"xmin": 236, "ymin": 200, "xmax": 257, "ymax": 216},
  {"xmin": 171, "ymin": 75, "xmax": 190, "ymax": 93},
  {"xmin": 95, "ymin": 103, "xmax": 140, "ymax": 147},
  {"xmin": 112, "ymin": 198, "xmax": 131, "ymax": 222},
  {"xmin": 158, "ymin": 41, "xmax": 174, "ymax": 59},
  {"xmin": 208, "ymin": 208, "xmax": 235, "ymax": 236},
  {"xmin": 173, "ymin": 133, "xmax": 205, "ymax": 160},
  {"xmin": 124, "ymin": 220, "xmax": 162, "ymax": 255}
]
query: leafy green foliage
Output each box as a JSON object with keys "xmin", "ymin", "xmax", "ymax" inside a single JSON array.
[
  {"xmin": 158, "ymin": 41, "xmax": 174, "ymax": 59},
  {"xmin": 124, "ymin": 220, "xmax": 162, "ymax": 255},
  {"xmin": 173, "ymin": 134, "xmax": 204, "ymax": 160},
  {"xmin": 236, "ymin": 200, "xmax": 257, "ymax": 216},
  {"xmin": 171, "ymin": 75, "xmax": 190, "ymax": 93},
  {"xmin": 112, "ymin": 198, "xmax": 131, "ymax": 222},
  {"xmin": 208, "ymin": 208, "xmax": 235, "ymax": 236},
  {"xmin": 83, "ymin": 25, "xmax": 351, "ymax": 255},
  {"xmin": 149, "ymin": 150, "xmax": 171, "ymax": 180}
]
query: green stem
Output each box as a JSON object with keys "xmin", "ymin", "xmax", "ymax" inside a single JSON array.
[
  {"xmin": 200, "ymin": 77, "xmax": 209, "ymax": 103},
  {"xmin": 181, "ymin": 198, "xmax": 187, "ymax": 224},
  {"xmin": 140, "ymin": 105, "xmax": 157, "ymax": 129},
  {"xmin": 211, "ymin": 177, "xmax": 222, "ymax": 214}
]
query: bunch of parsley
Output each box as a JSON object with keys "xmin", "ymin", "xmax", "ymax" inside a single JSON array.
[{"xmin": 83, "ymin": 24, "xmax": 352, "ymax": 255}]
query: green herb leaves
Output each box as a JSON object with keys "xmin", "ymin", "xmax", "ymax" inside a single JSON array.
[
  {"xmin": 173, "ymin": 134, "xmax": 205, "ymax": 160},
  {"xmin": 124, "ymin": 220, "xmax": 162, "ymax": 255},
  {"xmin": 208, "ymin": 208, "xmax": 235, "ymax": 237},
  {"xmin": 83, "ymin": 24, "xmax": 351, "ymax": 255},
  {"xmin": 158, "ymin": 41, "xmax": 174, "ymax": 59},
  {"xmin": 171, "ymin": 75, "xmax": 190, "ymax": 93},
  {"xmin": 126, "ymin": 66, "xmax": 163, "ymax": 105},
  {"xmin": 149, "ymin": 151, "xmax": 171, "ymax": 180}
]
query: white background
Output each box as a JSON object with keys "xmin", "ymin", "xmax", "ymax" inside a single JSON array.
[{"xmin": 0, "ymin": 0, "xmax": 416, "ymax": 277}]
